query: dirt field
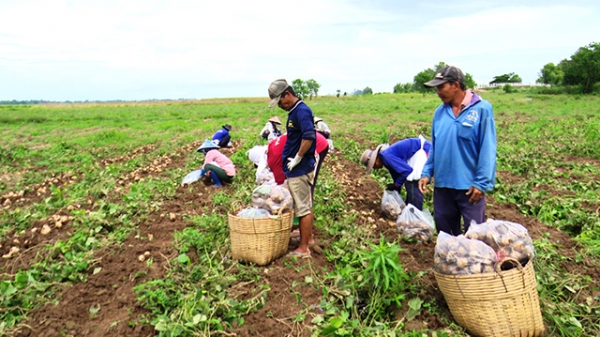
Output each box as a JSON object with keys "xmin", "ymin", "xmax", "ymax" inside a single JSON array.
[{"xmin": 2, "ymin": 139, "xmax": 598, "ymax": 337}]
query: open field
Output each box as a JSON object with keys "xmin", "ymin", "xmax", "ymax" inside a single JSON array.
[{"xmin": 1, "ymin": 91, "xmax": 599, "ymax": 336}]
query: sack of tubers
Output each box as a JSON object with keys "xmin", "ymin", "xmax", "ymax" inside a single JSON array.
[
  {"xmin": 396, "ymin": 204, "xmax": 435, "ymax": 242},
  {"xmin": 466, "ymin": 219, "xmax": 535, "ymax": 265},
  {"xmin": 381, "ymin": 189, "xmax": 406, "ymax": 220},
  {"xmin": 251, "ymin": 182, "xmax": 294, "ymax": 215},
  {"xmin": 434, "ymin": 232, "xmax": 498, "ymax": 275}
]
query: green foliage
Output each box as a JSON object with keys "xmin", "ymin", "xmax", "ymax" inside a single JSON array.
[
  {"xmin": 537, "ymin": 62, "xmax": 564, "ymax": 85},
  {"xmin": 393, "ymin": 82, "xmax": 413, "ymax": 93},
  {"xmin": 464, "ymin": 73, "xmax": 477, "ymax": 89},
  {"xmin": 561, "ymin": 42, "xmax": 600, "ymax": 93},
  {"xmin": 490, "ymin": 72, "xmax": 522, "ymax": 84},
  {"xmin": 362, "ymin": 87, "xmax": 373, "ymax": 95},
  {"xmin": 305, "ymin": 79, "xmax": 321, "ymax": 99},
  {"xmin": 134, "ymin": 279, "xmax": 184, "ymax": 315},
  {"xmin": 503, "ymin": 84, "xmax": 515, "ymax": 93},
  {"xmin": 360, "ymin": 236, "xmax": 408, "ymax": 293},
  {"xmin": 413, "ymin": 69, "xmax": 436, "ymax": 94},
  {"xmin": 292, "ymin": 79, "xmax": 311, "ymax": 100}
]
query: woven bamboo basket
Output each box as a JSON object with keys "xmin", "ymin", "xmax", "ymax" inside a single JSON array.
[
  {"xmin": 434, "ymin": 258, "xmax": 544, "ymax": 337},
  {"xmin": 228, "ymin": 202, "xmax": 293, "ymax": 266}
]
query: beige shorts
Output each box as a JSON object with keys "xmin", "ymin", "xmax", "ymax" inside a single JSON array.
[{"xmin": 287, "ymin": 171, "xmax": 314, "ymax": 217}]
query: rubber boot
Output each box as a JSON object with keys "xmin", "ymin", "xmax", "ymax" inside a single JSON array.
[{"xmin": 209, "ymin": 170, "xmax": 222, "ymax": 187}]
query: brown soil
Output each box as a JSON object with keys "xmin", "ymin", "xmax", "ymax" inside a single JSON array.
[{"xmin": 5, "ymin": 147, "xmax": 600, "ymax": 337}]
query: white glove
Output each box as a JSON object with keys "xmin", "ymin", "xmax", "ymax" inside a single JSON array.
[{"xmin": 287, "ymin": 154, "xmax": 303, "ymax": 171}]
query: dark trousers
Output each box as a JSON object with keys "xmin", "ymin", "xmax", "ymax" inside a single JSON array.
[
  {"xmin": 405, "ymin": 180, "xmax": 424, "ymax": 210},
  {"xmin": 311, "ymin": 148, "xmax": 329, "ymax": 199},
  {"xmin": 204, "ymin": 163, "xmax": 233, "ymax": 184},
  {"xmin": 433, "ymin": 187, "xmax": 485, "ymax": 236},
  {"xmin": 217, "ymin": 134, "xmax": 231, "ymax": 148}
]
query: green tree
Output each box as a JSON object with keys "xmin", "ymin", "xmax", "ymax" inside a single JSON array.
[
  {"xmin": 305, "ymin": 79, "xmax": 321, "ymax": 99},
  {"xmin": 490, "ymin": 72, "xmax": 522, "ymax": 84},
  {"xmin": 537, "ymin": 63, "xmax": 564, "ymax": 85},
  {"xmin": 362, "ymin": 87, "xmax": 373, "ymax": 95},
  {"xmin": 413, "ymin": 69, "xmax": 436, "ymax": 94},
  {"xmin": 464, "ymin": 73, "xmax": 477, "ymax": 89},
  {"xmin": 561, "ymin": 42, "xmax": 600, "ymax": 93},
  {"xmin": 393, "ymin": 82, "xmax": 413, "ymax": 93},
  {"xmin": 291, "ymin": 79, "xmax": 310, "ymax": 99},
  {"xmin": 336, "ymin": 89, "xmax": 341, "ymax": 98},
  {"xmin": 433, "ymin": 62, "xmax": 449, "ymax": 72}
]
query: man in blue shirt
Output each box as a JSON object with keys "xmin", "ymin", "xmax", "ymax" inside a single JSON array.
[
  {"xmin": 361, "ymin": 136, "xmax": 431, "ymax": 210},
  {"xmin": 212, "ymin": 123, "xmax": 232, "ymax": 148},
  {"xmin": 268, "ymin": 79, "xmax": 316, "ymax": 257},
  {"xmin": 418, "ymin": 66, "xmax": 497, "ymax": 235}
]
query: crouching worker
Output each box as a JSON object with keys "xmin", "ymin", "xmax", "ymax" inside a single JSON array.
[
  {"xmin": 197, "ymin": 139, "xmax": 236, "ymax": 187},
  {"xmin": 260, "ymin": 116, "xmax": 283, "ymax": 142},
  {"xmin": 212, "ymin": 123, "xmax": 233, "ymax": 148},
  {"xmin": 313, "ymin": 116, "xmax": 331, "ymax": 139},
  {"xmin": 361, "ymin": 135, "xmax": 431, "ymax": 210}
]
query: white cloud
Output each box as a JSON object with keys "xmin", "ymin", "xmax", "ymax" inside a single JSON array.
[{"xmin": 0, "ymin": 0, "xmax": 598, "ymax": 100}]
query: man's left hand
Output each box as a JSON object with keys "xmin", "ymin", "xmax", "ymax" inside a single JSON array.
[
  {"xmin": 466, "ymin": 187, "xmax": 484, "ymax": 204},
  {"xmin": 287, "ymin": 154, "xmax": 303, "ymax": 171}
]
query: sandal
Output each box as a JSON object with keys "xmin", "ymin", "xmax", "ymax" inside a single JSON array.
[{"xmin": 287, "ymin": 250, "xmax": 311, "ymax": 258}]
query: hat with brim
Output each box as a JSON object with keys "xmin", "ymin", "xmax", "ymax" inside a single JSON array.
[
  {"xmin": 424, "ymin": 65, "xmax": 465, "ymax": 88},
  {"xmin": 268, "ymin": 116, "xmax": 281, "ymax": 124},
  {"xmin": 313, "ymin": 116, "xmax": 323, "ymax": 123},
  {"xmin": 196, "ymin": 139, "xmax": 220, "ymax": 153},
  {"xmin": 222, "ymin": 123, "xmax": 232, "ymax": 131},
  {"xmin": 360, "ymin": 144, "xmax": 388, "ymax": 174},
  {"xmin": 268, "ymin": 79, "xmax": 289, "ymax": 108}
]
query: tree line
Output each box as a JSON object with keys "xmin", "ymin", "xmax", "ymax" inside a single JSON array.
[{"xmin": 389, "ymin": 41, "xmax": 599, "ymax": 95}]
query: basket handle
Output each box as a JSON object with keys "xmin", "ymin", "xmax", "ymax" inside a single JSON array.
[
  {"xmin": 230, "ymin": 200, "xmax": 246, "ymax": 215},
  {"xmin": 495, "ymin": 257, "xmax": 523, "ymax": 274}
]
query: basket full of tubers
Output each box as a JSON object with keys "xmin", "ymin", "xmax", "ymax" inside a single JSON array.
[
  {"xmin": 433, "ymin": 223, "xmax": 544, "ymax": 337},
  {"xmin": 228, "ymin": 200, "xmax": 293, "ymax": 266}
]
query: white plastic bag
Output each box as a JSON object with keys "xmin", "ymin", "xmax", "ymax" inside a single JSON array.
[
  {"xmin": 381, "ymin": 189, "xmax": 406, "ymax": 220},
  {"xmin": 237, "ymin": 207, "xmax": 271, "ymax": 218},
  {"xmin": 434, "ymin": 232, "xmax": 498, "ymax": 275},
  {"xmin": 466, "ymin": 219, "xmax": 535, "ymax": 265},
  {"xmin": 181, "ymin": 169, "xmax": 203, "ymax": 186},
  {"xmin": 256, "ymin": 169, "xmax": 274, "ymax": 185},
  {"xmin": 327, "ymin": 139, "xmax": 335, "ymax": 153},
  {"xmin": 251, "ymin": 183, "xmax": 294, "ymax": 214},
  {"xmin": 406, "ymin": 135, "xmax": 428, "ymax": 181},
  {"xmin": 396, "ymin": 204, "xmax": 435, "ymax": 242},
  {"xmin": 247, "ymin": 145, "xmax": 267, "ymax": 167}
]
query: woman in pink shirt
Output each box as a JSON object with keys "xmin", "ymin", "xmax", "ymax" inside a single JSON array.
[{"xmin": 197, "ymin": 140, "xmax": 236, "ymax": 187}]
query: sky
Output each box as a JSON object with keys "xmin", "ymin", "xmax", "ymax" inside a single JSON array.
[{"xmin": 1, "ymin": 0, "xmax": 599, "ymax": 101}]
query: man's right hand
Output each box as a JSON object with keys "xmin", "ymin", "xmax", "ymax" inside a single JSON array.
[{"xmin": 418, "ymin": 177, "xmax": 430, "ymax": 194}]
